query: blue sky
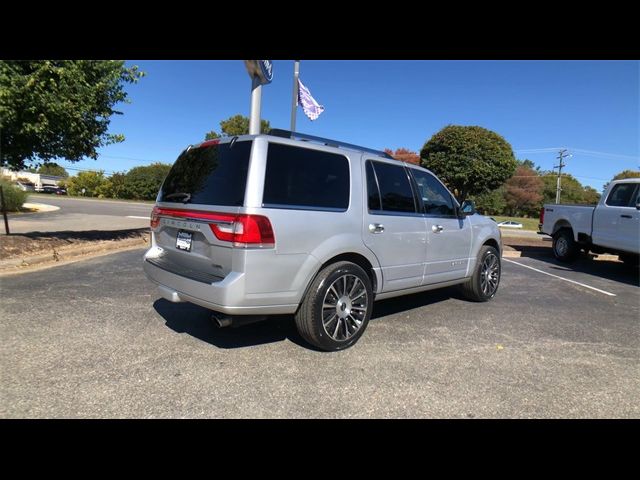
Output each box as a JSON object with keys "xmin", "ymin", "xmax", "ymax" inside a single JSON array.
[{"xmin": 57, "ymin": 60, "xmax": 639, "ymax": 191}]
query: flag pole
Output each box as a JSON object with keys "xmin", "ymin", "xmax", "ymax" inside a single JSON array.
[{"xmin": 290, "ymin": 60, "xmax": 300, "ymax": 132}]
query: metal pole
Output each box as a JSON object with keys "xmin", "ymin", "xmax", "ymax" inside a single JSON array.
[
  {"xmin": 0, "ymin": 186, "xmax": 10, "ymax": 235},
  {"xmin": 290, "ymin": 60, "xmax": 300, "ymax": 132},
  {"xmin": 249, "ymin": 76, "xmax": 262, "ymax": 135}
]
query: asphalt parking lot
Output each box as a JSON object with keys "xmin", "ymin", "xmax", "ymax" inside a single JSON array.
[{"xmin": 1, "ymin": 248, "xmax": 638, "ymax": 418}]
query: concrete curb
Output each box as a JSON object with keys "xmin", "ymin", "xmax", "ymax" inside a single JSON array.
[
  {"xmin": 22, "ymin": 202, "xmax": 60, "ymax": 212},
  {"xmin": 0, "ymin": 236, "xmax": 149, "ymax": 276}
]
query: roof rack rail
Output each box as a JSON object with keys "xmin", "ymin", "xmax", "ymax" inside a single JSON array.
[{"xmin": 269, "ymin": 129, "xmax": 394, "ymax": 160}]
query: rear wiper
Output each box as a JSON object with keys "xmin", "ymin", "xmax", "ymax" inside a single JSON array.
[{"xmin": 164, "ymin": 192, "xmax": 191, "ymax": 203}]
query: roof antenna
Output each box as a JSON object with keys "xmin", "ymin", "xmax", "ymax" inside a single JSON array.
[{"xmin": 229, "ymin": 136, "xmax": 238, "ymax": 148}]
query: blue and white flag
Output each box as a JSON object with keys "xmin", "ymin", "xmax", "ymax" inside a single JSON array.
[{"xmin": 298, "ymin": 79, "xmax": 325, "ymax": 121}]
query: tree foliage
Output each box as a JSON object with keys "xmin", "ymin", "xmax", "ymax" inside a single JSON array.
[
  {"xmin": 472, "ymin": 187, "xmax": 506, "ymax": 216},
  {"xmin": 0, "ymin": 178, "xmax": 28, "ymax": 211},
  {"xmin": 0, "ymin": 60, "xmax": 144, "ymax": 170},
  {"xmin": 540, "ymin": 173, "xmax": 600, "ymax": 205},
  {"xmin": 37, "ymin": 162, "xmax": 68, "ymax": 178},
  {"xmin": 384, "ymin": 148, "xmax": 420, "ymax": 165},
  {"xmin": 504, "ymin": 165, "xmax": 543, "ymax": 216},
  {"xmin": 96, "ymin": 172, "xmax": 127, "ymax": 199},
  {"xmin": 121, "ymin": 163, "xmax": 172, "ymax": 200},
  {"xmin": 205, "ymin": 114, "xmax": 270, "ymax": 139},
  {"xmin": 66, "ymin": 171, "xmax": 106, "ymax": 197},
  {"xmin": 420, "ymin": 125, "xmax": 517, "ymax": 202}
]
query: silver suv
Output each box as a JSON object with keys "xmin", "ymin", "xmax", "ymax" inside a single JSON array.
[{"xmin": 144, "ymin": 130, "xmax": 502, "ymax": 351}]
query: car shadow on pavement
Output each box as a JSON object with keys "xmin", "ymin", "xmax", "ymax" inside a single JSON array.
[
  {"xmin": 371, "ymin": 286, "xmax": 460, "ymax": 320},
  {"xmin": 18, "ymin": 228, "xmax": 148, "ymax": 242},
  {"xmin": 154, "ymin": 287, "xmax": 460, "ymax": 350},
  {"xmin": 153, "ymin": 298, "xmax": 311, "ymax": 350}
]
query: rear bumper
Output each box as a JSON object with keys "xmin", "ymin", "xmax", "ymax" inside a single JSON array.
[{"xmin": 143, "ymin": 247, "xmax": 299, "ymax": 315}]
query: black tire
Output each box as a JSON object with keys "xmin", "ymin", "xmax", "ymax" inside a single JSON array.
[
  {"xmin": 295, "ymin": 261, "xmax": 373, "ymax": 351},
  {"xmin": 461, "ymin": 245, "xmax": 501, "ymax": 302},
  {"xmin": 552, "ymin": 228, "xmax": 578, "ymax": 262}
]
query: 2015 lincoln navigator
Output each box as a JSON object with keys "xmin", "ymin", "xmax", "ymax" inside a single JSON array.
[{"xmin": 143, "ymin": 129, "xmax": 502, "ymax": 351}]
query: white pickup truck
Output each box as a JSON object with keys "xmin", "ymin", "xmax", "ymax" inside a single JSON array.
[{"xmin": 539, "ymin": 178, "xmax": 639, "ymax": 264}]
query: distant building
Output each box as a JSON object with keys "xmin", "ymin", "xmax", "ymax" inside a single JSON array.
[{"xmin": 1, "ymin": 168, "xmax": 64, "ymax": 191}]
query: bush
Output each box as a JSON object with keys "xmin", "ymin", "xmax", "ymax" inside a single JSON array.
[{"xmin": 0, "ymin": 179, "xmax": 28, "ymax": 211}]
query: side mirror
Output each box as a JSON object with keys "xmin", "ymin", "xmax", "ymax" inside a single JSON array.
[{"xmin": 459, "ymin": 199, "xmax": 476, "ymax": 217}]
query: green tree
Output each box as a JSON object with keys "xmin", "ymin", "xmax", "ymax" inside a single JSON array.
[
  {"xmin": 540, "ymin": 173, "xmax": 598, "ymax": 205},
  {"xmin": 96, "ymin": 172, "xmax": 127, "ymax": 198},
  {"xmin": 205, "ymin": 114, "xmax": 270, "ymax": 139},
  {"xmin": 66, "ymin": 171, "xmax": 107, "ymax": 197},
  {"xmin": 420, "ymin": 125, "xmax": 517, "ymax": 202},
  {"xmin": 0, "ymin": 178, "xmax": 28, "ymax": 211},
  {"xmin": 122, "ymin": 163, "xmax": 172, "ymax": 200},
  {"xmin": 0, "ymin": 60, "xmax": 144, "ymax": 170},
  {"xmin": 37, "ymin": 162, "xmax": 68, "ymax": 178},
  {"xmin": 582, "ymin": 186, "xmax": 601, "ymax": 205},
  {"xmin": 471, "ymin": 186, "xmax": 506, "ymax": 216}
]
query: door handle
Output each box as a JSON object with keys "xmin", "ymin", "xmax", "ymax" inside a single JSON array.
[
  {"xmin": 369, "ymin": 223, "xmax": 385, "ymax": 234},
  {"xmin": 620, "ymin": 214, "xmax": 632, "ymax": 219},
  {"xmin": 432, "ymin": 225, "xmax": 444, "ymax": 233}
]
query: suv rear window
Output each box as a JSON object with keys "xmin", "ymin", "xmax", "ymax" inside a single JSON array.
[
  {"xmin": 159, "ymin": 141, "xmax": 251, "ymax": 206},
  {"xmin": 262, "ymin": 143, "xmax": 349, "ymax": 211}
]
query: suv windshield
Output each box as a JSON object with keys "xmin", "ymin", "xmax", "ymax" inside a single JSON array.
[{"xmin": 160, "ymin": 140, "xmax": 251, "ymax": 206}]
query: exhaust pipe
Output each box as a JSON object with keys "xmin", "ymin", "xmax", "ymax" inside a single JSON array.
[
  {"xmin": 211, "ymin": 312, "xmax": 233, "ymax": 328},
  {"xmin": 211, "ymin": 313, "xmax": 268, "ymax": 329}
]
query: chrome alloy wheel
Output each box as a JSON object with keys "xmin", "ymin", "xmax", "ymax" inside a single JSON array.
[
  {"xmin": 321, "ymin": 274, "xmax": 369, "ymax": 341},
  {"xmin": 480, "ymin": 253, "xmax": 500, "ymax": 297}
]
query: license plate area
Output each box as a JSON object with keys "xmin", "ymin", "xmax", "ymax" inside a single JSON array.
[{"xmin": 175, "ymin": 230, "xmax": 193, "ymax": 252}]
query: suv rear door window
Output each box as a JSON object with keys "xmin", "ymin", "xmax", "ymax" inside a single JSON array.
[
  {"xmin": 160, "ymin": 141, "xmax": 251, "ymax": 206},
  {"xmin": 367, "ymin": 161, "xmax": 416, "ymax": 213},
  {"xmin": 263, "ymin": 143, "xmax": 349, "ymax": 211}
]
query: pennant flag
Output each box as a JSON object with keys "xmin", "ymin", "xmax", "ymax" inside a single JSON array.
[{"xmin": 298, "ymin": 79, "xmax": 325, "ymax": 121}]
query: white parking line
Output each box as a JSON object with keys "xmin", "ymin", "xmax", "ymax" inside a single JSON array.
[
  {"xmin": 503, "ymin": 258, "xmax": 617, "ymax": 297},
  {"xmin": 126, "ymin": 216, "xmax": 149, "ymax": 219}
]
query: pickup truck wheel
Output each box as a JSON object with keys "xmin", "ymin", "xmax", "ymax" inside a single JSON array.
[
  {"xmin": 295, "ymin": 261, "xmax": 373, "ymax": 351},
  {"xmin": 461, "ymin": 245, "xmax": 501, "ymax": 302},
  {"xmin": 552, "ymin": 228, "xmax": 578, "ymax": 262}
]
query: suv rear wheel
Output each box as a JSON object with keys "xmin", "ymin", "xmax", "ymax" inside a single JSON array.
[{"xmin": 295, "ymin": 261, "xmax": 373, "ymax": 351}]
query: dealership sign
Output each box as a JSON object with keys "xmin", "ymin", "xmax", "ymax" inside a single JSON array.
[{"xmin": 244, "ymin": 60, "xmax": 273, "ymax": 85}]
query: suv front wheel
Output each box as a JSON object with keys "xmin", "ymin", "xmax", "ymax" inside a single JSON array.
[{"xmin": 295, "ymin": 261, "xmax": 373, "ymax": 351}]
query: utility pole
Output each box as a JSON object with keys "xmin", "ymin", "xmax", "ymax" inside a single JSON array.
[{"xmin": 554, "ymin": 149, "xmax": 570, "ymax": 204}]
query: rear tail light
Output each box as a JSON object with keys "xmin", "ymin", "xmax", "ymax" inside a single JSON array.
[
  {"xmin": 150, "ymin": 206, "xmax": 160, "ymax": 229},
  {"xmin": 153, "ymin": 207, "xmax": 274, "ymax": 248},
  {"xmin": 539, "ymin": 207, "xmax": 545, "ymax": 225},
  {"xmin": 209, "ymin": 214, "xmax": 275, "ymax": 248}
]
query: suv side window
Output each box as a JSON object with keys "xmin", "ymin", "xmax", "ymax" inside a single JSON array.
[
  {"xmin": 408, "ymin": 168, "xmax": 456, "ymax": 216},
  {"xmin": 606, "ymin": 183, "xmax": 637, "ymax": 207},
  {"xmin": 367, "ymin": 161, "xmax": 416, "ymax": 213},
  {"xmin": 263, "ymin": 143, "xmax": 350, "ymax": 211}
]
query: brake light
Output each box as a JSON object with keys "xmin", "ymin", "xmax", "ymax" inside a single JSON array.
[
  {"xmin": 153, "ymin": 207, "xmax": 275, "ymax": 248},
  {"xmin": 209, "ymin": 214, "xmax": 275, "ymax": 247},
  {"xmin": 539, "ymin": 207, "xmax": 545, "ymax": 225},
  {"xmin": 150, "ymin": 206, "xmax": 160, "ymax": 229}
]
